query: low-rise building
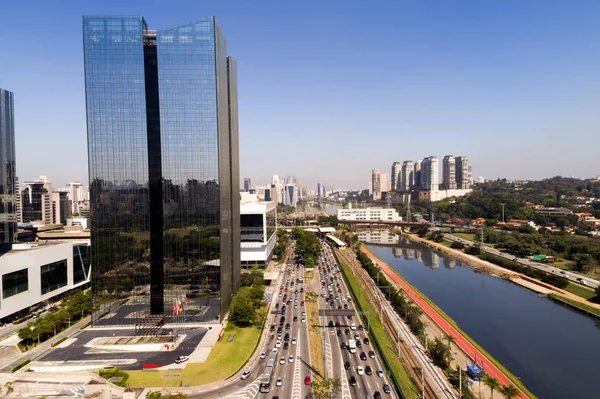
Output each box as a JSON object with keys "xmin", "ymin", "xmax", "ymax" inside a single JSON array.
[
  {"xmin": 533, "ymin": 207, "xmax": 573, "ymax": 216},
  {"xmin": 0, "ymin": 241, "xmax": 91, "ymax": 321},
  {"xmin": 240, "ymin": 194, "xmax": 277, "ymax": 267},
  {"xmin": 337, "ymin": 207, "xmax": 402, "ymax": 222}
]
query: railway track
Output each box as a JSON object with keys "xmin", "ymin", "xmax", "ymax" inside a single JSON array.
[{"xmin": 336, "ymin": 248, "xmax": 457, "ymax": 399}]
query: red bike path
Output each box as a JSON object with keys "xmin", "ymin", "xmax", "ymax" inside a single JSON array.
[{"xmin": 360, "ymin": 247, "xmax": 528, "ymax": 399}]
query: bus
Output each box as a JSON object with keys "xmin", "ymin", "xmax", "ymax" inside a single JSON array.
[
  {"xmin": 348, "ymin": 339, "xmax": 357, "ymax": 354},
  {"xmin": 259, "ymin": 353, "xmax": 277, "ymax": 393}
]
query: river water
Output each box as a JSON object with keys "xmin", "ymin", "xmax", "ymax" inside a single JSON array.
[
  {"xmin": 364, "ymin": 234, "xmax": 600, "ymax": 399},
  {"xmin": 323, "ymin": 203, "xmax": 340, "ymax": 216}
]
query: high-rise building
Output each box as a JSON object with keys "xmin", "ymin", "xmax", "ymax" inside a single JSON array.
[
  {"xmin": 20, "ymin": 176, "xmax": 54, "ymax": 224},
  {"xmin": 421, "ymin": 156, "xmax": 439, "ymax": 191},
  {"xmin": 66, "ymin": 182, "xmax": 86, "ymax": 215},
  {"xmin": 380, "ymin": 173, "xmax": 391, "ymax": 193},
  {"xmin": 52, "ymin": 190, "xmax": 72, "ymax": 225},
  {"xmin": 83, "ymin": 15, "xmax": 240, "ymax": 326},
  {"xmin": 371, "ymin": 169, "xmax": 381, "ymax": 200},
  {"xmin": 243, "ymin": 178, "xmax": 251, "ymax": 192},
  {"xmin": 456, "ymin": 156, "xmax": 472, "ymax": 189},
  {"xmin": 442, "ymin": 155, "xmax": 457, "ymax": 190},
  {"xmin": 317, "ymin": 182, "xmax": 322, "ymax": 198},
  {"xmin": 282, "ymin": 184, "xmax": 298, "ymax": 207},
  {"xmin": 401, "ymin": 161, "xmax": 414, "ymax": 192},
  {"xmin": 271, "ymin": 175, "xmax": 281, "ymax": 203},
  {"xmin": 391, "ymin": 162, "xmax": 401, "ymax": 192},
  {"xmin": 0, "ymin": 89, "xmax": 17, "ymax": 249},
  {"xmin": 413, "ymin": 160, "xmax": 422, "ymax": 190}
]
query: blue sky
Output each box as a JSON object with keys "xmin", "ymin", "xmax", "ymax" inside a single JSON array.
[{"xmin": 1, "ymin": 0, "xmax": 599, "ymax": 189}]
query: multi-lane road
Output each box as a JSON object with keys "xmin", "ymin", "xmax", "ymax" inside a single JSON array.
[{"xmin": 444, "ymin": 233, "xmax": 599, "ymax": 288}]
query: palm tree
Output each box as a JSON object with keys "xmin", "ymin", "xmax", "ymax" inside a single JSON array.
[
  {"xmin": 482, "ymin": 375, "xmax": 501, "ymax": 399},
  {"xmin": 500, "ymin": 384, "xmax": 520, "ymax": 399}
]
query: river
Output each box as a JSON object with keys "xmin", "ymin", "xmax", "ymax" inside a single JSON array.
[
  {"xmin": 362, "ymin": 233, "xmax": 600, "ymax": 399},
  {"xmin": 323, "ymin": 203, "xmax": 340, "ymax": 216}
]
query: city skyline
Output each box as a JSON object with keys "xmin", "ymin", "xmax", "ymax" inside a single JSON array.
[{"xmin": 2, "ymin": 1, "xmax": 600, "ymax": 188}]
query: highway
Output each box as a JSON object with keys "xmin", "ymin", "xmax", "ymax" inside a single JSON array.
[
  {"xmin": 318, "ymin": 241, "xmax": 396, "ymax": 399},
  {"xmin": 444, "ymin": 233, "xmax": 599, "ymax": 288}
]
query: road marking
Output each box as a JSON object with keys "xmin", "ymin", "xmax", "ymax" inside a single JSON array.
[
  {"xmin": 340, "ymin": 361, "xmax": 352, "ymax": 399},
  {"xmin": 223, "ymin": 376, "xmax": 261, "ymax": 399},
  {"xmin": 291, "ymin": 339, "xmax": 302, "ymax": 399}
]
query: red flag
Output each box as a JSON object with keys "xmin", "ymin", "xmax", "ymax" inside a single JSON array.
[{"xmin": 183, "ymin": 293, "xmax": 189, "ymax": 305}]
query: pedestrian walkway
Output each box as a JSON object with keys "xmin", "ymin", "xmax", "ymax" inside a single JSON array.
[{"xmin": 360, "ymin": 246, "xmax": 528, "ymax": 399}]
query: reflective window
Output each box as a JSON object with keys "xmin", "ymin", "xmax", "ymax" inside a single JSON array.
[
  {"xmin": 2, "ymin": 269, "xmax": 28, "ymax": 298},
  {"xmin": 0, "ymin": 89, "xmax": 17, "ymax": 249},
  {"xmin": 41, "ymin": 260, "xmax": 68, "ymax": 295}
]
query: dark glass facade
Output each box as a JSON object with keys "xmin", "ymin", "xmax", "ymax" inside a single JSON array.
[
  {"xmin": 21, "ymin": 182, "xmax": 48, "ymax": 223},
  {"xmin": 73, "ymin": 244, "xmax": 91, "ymax": 284},
  {"xmin": 0, "ymin": 89, "xmax": 17, "ymax": 249},
  {"xmin": 41, "ymin": 260, "xmax": 68, "ymax": 295},
  {"xmin": 83, "ymin": 16, "xmax": 240, "ymax": 326},
  {"xmin": 2, "ymin": 269, "xmax": 28, "ymax": 299}
]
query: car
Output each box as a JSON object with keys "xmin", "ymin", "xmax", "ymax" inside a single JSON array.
[
  {"xmin": 284, "ymin": 333, "xmax": 290, "ymax": 341},
  {"xmin": 240, "ymin": 370, "xmax": 251, "ymax": 380},
  {"xmin": 376, "ymin": 368, "xmax": 384, "ymax": 377},
  {"xmin": 344, "ymin": 361, "xmax": 351, "ymax": 370},
  {"xmin": 365, "ymin": 365, "xmax": 372, "ymax": 375},
  {"xmin": 374, "ymin": 391, "xmax": 382, "ymax": 399},
  {"xmin": 292, "ymin": 337, "xmax": 297, "ymax": 345},
  {"xmin": 356, "ymin": 340, "xmax": 362, "ymax": 348},
  {"xmin": 276, "ymin": 340, "xmax": 281, "ymax": 348},
  {"xmin": 285, "ymin": 323, "xmax": 290, "ymax": 329},
  {"xmin": 351, "ymin": 323, "xmax": 356, "ymax": 330},
  {"xmin": 301, "ymin": 301, "xmax": 304, "ymax": 306},
  {"xmin": 345, "ymin": 328, "xmax": 350, "ymax": 335},
  {"xmin": 357, "ymin": 366, "xmax": 364, "ymax": 375},
  {"xmin": 383, "ymin": 384, "xmax": 391, "ymax": 393},
  {"xmin": 335, "ymin": 322, "xmax": 341, "ymax": 328},
  {"xmin": 340, "ymin": 342, "xmax": 347, "ymax": 350},
  {"xmin": 337, "ymin": 330, "xmax": 342, "ymax": 337},
  {"xmin": 354, "ymin": 333, "xmax": 360, "ymax": 340},
  {"xmin": 305, "ymin": 375, "xmax": 311, "ymax": 385},
  {"xmin": 328, "ymin": 320, "xmax": 334, "ymax": 327},
  {"xmin": 560, "ymin": 270, "xmax": 567, "ymax": 275},
  {"xmin": 289, "ymin": 355, "xmax": 294, "ymax": 363},
  {"xmin": 260, "ymin": 351, "xmax": 267, "ymax": 359},
  {"xmin": 280, "ymin": 356, "xmax": 286, "ymax": 364},
  {"xmin": 369, "ymin": 350, "xmax": 375, "ymax": 359},
  {"xmin": 301, "ymin": 318, "xmax": 305, "ymax": 323},
  {"xmin": 349, "ymin": 376, "xmax": 357, "ymax": 386},
  {"xmin": 343, "ymin": 304, "xmax": 348, "ymax": 309},
  {"xmin": 360, "ymin": 352, "xmax": 367, "ymax": 361},
  {"xmin": 276, "ymin": 376, "xmax": 283, "ymax": 386},
  {"xmin": 175, "ymin": 356, "xmax": 189, "ymax": 364},
  {"xmin": 283, "ymin": 342, "xmax": 289, "ymax": 350},
  {"xmin": 293, "ymin": 316, "xmax": 298, "ymax": 322},
  {"xmin": 302, "ymin": 312, "xmax": 306, "ymax": 317},
  {"xmin": 358, "ymin": 324, "xmax": 363, "ymax": 331},
  {"xmin": 363, "ymin": 337, "xmax": 370, "ymax": 345}
]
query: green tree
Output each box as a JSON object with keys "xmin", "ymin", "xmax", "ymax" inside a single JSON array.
[
  {"xmin": 311, "ymin": 377, "xmax": 341, "ymax": 399},
  {"xmin": 295, "ymin": 230, "xmax": 321, "ymax": 267},
  {"xmin": 482, "ymin": 375, "xmax": 501, "ymax": 399},
  {"xmin": 500, "ymin": 384, "xmax": 520, "ymax": 399}
]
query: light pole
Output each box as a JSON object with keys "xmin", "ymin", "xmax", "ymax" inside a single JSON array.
[{"xmin": 501, "ymin": 203, "xmax": 506, "ymax": 223}]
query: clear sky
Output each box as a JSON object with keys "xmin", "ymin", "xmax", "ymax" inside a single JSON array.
[{"xmin": 1, "ymin": 0, "xmax": 599, "ymax": 190}]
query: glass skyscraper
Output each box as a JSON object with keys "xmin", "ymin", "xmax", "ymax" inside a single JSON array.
[
  {"xmin": 0, "ymin": 89, "xmax": 17, "ymax": 250},
  {"xmin": 83, "ymin": 16, "xmax": 240, "ymax": 326}
]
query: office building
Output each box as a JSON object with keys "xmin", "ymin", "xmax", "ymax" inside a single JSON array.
[
  {"xmin": 52, "ymin": 190, "xmax": 72, "ymax": 225},
  {"xmin": 271, "ymin": 175, "xmax": 282, "ymax": 203},
  {"xmin": 0, "ymin": 89, "xmax": 17, "ymax": 249},
  {"xmin": 337, "ymin": 207, "xmax": 402, "ymax": 222},
  {"xmin": 442, "ymin": 155, "xmax": 457, "ymax": 190},
  {"xmin": 243, "ymin": 177, "xmax": 251, "ymax": 192},
  {"xmin": 413, "ymin": 160, "xmax": 422, "ymax": 190},
  {"xmin": 19, "ymin": 177, "xmax": 54, "ymax": 224},
  {"xmin": 317, "ymin": 182, "xmax": 322, "ymax": 198},
  {"xmin": 401, "ymin": 161, "xmax": 414, "ymax": 192},
  {"xmin": 282, "ymin": 183, "xmax": 298, "ymax": 207},
  {"xmin": 391, "ymin": 162, "xmax": 401, "ymax": 192},
  {"xmin": 371, "ymin": 169, "xmax": 381, "ymax": 200},
  {"xmin": 380, "ymin": 173, "xmax": 391, "ymax": 193},
  {"xmin": 421, "ymin": 156, "xmax": 439, "ymax": 191},
  {"xmin": 240, "ymin": 193, "xmax": 276, "ymax": 267},
  {"xmin": 456, "ymin": 156, "xmax": 472, "ymax": 189},
  {"xmin": 83, "ymin": 15, "xmax": 240, "ymax": 326},
  {"xmin": 0, "ymin": 242, "xmax": 91, "ymax": 321},
  {"xmin": 66, "ymin": 182, "xmax": 88, "ymax": 215}
]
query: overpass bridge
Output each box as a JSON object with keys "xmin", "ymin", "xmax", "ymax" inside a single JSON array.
[{"xmin": 340, "ymin": 220, "xmax": 459, "ymax": 229}]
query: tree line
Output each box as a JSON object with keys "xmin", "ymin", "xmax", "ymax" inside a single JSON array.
[{"xmin": 228, "ymin": 279, "xmax": 266, "ymax": 328}]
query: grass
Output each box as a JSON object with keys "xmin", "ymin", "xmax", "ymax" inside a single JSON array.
[
  {"xmin": 361, "ymin": 244, "xmax": 538, "ymax": 399},
  {"xmin": 564, "ymin": 283, "xmax": 596, "ymax": 300},
  {"xmin": 454, "ymin": 233, "xmax": 476, "ymax": 242},
  {"xmin": 305, "ymin": 294, "xmax": 324, "ymax": 376},
  {"xmin": 440, "ymin": 239, "xmax": 454, "ymax": 248},
  {"xmin": 337, "ymin": 257, "xmax": 420, "ymax": 399},
  {"xmin": 548, "ymin": 294, "xmax": 600, "ymax": 318},
  {"xmin": 127, "ymin": 323, "xmax": 261, "ymax": 388}
]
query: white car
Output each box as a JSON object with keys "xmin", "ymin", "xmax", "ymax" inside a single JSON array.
[
  {"xmin": 280, "ymin": 356, "xmax": 286, "ymax": 365},
  {"xmin": 291, "ymin": 338, "xmax": 297, "ymax": 345},
  {"xmin": 376, "ymin": 369, "xmax": 384, "ymax": 377},
  {"xmin": 276, "ymin": 340, "xmax": 281, "ymax": 348},
  {"xmin": 357, "ymin": 366, "xmax": 364, "ymax": 375},
  {"xmin": 272, "ymin": 348, "xmax": 278, "ymax": 353},
  {"xmin": 351, "ymin": 323, "xmax": 356, "ymax": 330},
  {"xmin": 260, "ymin": 351, "xmax": 267, "ymax": 359},
  {"xmin": 289, "ymin": 355, "xmax": 294, "ymax": 363},
  {"xmin": 301, "ymin": 318, "xmax": 306, "ymax": 323},
  {"xmin": 276, "ymin": 376, "xmax": 283, "ymax": 386},
  {"xmin": 241, "ymin": 370, "xmax": 252, "ymax": 380},
  {"xmin": 175, "ymin": 356, "xmax": 189, "ymax": 364}
]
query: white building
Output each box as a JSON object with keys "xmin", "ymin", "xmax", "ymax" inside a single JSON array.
[
  {"xmin": 428, "ymin": 188, "xmax": 473, "ymax": 202},
  {"xmin": 371, "ymin": 169, "xmax": 381, "ymax": 200},
  {"xmin": 442, "ymin": 155, "xmax": 457, "ymax": 189},
  {"xmin": 391, "ymin": 162, "xmax": 401, "ymax": 192},
  {"xmin": 240, "ymin": 194, "xmax": 277, "ymax": 267},
  {"xmin": 0, "ymin": 241, "xmax": 91, "ymax": 321},
  {"xmin": 401, "ymin": 161, "xmax": 414, "ymax": 192},
  {"xmin": 337, "ymin": 207, "xmax": 402, "ymax": 222},
  {"xmin": 421, "ymin": 156, "xmax": 439, "ymax": 191},
  {"xmin": 380, "ymin": 173, "xmax": 391, "ymax": 193},
  {"xmin": 282, "ymin": 184, "xmax": 298, "ymax": 207},
  {"xmin": 455, "ymin": 156, "xmax": 472, "ymax": 189}
]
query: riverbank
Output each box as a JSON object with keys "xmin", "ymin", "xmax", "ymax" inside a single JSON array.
[
  {"xmin": 360, "ymin": 244, "xmax": 535, "ymax": 399},
  {"xmin": 403, "ymin": 233, "xmax": 600, "ymax": 320}
]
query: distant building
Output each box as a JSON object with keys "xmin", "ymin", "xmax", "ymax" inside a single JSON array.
[
  {"xmin": 401, "ymin": 161, "xmax": 414, "ymax": 192},
  {"xmin": 419, "ymin": 188, "xmax": 472, "ymax": 202},
  {"xmin": 421, "ymin": 156, "xmax": 439, "ymax": 191},
  {"xmin": 455, "ymin": 156, "xmax": 472, "ymax": 189},
  {"xmin": 442, "ymin": 155, "xmax": 457, "ymax": 189},
  {"xmin": 380, "ymin": 173, "xmax": 391, "ymax": 193},
  {"xmin": 283, "ymin": 183, "xmax": 298, "ymax": 207},
  {"xmin": 391, "ymin": 162, "xmax": 401, "ymax": 192},
  {"xmin": 272, "ymin": 175, "xmax": 282, "ymax": 203},
  {"xmin": 240, "ymin": 194, "xmax": 276, "ymax": 267},
  {"xmin": 65, "ymin": 182, "xmax": 87, "ymax": 215},
  {"xmin": 243, "ymin": 177, "xmax": 251, "ymax": 192},
  {"xmin": 20, "ymin": 177, "xmax": 54, "ymax": 224},
  {"xmin": 533, "ymin": 207, "xmax": 573, "ymax": 216},
  {"xmin": 371, "ymin": 169, "xmax": 381, "ymax": 200},
  {"xmin": 337, "ymin": 207, "xmax": 402, "ymax": 222},
  {"xmin": 52, "ymin": 190, "xmax": 71, "ymax": 225},
  {"xmin": 0, "ymin": 88, "xmax": 17, "ymax": 249},
  {"xmin": 413, "ymin": 160, "xmax": 422, "ymax": 190}
]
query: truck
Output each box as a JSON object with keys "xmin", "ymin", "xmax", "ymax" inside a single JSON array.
[{"xmin": 348, "ymin": 339, "xmax": 357, "ymax": 354}]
